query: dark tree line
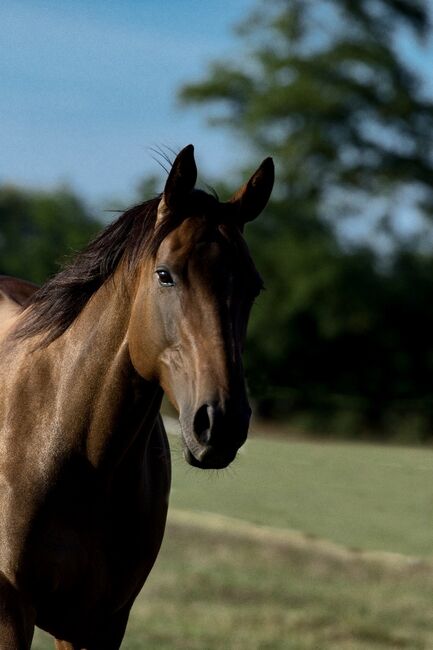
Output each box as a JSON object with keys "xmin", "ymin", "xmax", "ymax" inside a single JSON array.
[{"xmin": 0, "ymin": 186, "xmax": 99, "ymax": 285}]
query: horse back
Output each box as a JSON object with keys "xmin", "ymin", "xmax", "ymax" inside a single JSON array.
[
  {"xmin": 0, "ymin": 290, "xmax": 21, "ymax": 331},
  {"xmin": 0, "ymin": 276, "xmax": 38, "ymax": 339}
]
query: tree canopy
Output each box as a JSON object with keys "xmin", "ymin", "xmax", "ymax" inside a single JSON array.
[
  {"xmin": 0, "ymin": 186, "xmax": 99, "ymax": 285},
  {"xmin": 180, "ymin": 0, "xmax": 433, "ymax": 439},
  {"xmin": 181, "ymin": 0, "xmax": 433, "ymax": 245}
]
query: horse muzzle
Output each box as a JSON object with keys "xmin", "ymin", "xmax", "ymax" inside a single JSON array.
[{"xmin": 180, "ymin": 402, "xmax": 251, "ymax": 470}]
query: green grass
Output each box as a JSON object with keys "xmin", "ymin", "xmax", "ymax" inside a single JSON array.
[
  {"xmin": 33, "ymin": 518, "xmax": 433, "ymax": 650},
  {"xmin": 169, "ymin": 431, "xmax": 433, "ymax": 557},
  {"xmin": 32, "ymin": 431, "xmax": 433, "ymax": 648}
]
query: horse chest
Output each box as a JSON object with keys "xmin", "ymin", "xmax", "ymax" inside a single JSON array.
[{"xmin": 29, "ymin": 452, "xmax": 169, "ymax": 600}]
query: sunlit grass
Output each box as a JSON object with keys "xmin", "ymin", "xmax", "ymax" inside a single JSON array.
[
  {"xmin": 169, "ymin": 431, "xmax": 433, "ymax": 556},
  {"xmin": 32, "ymin": 431, "xmax": 433, "ymax": 648},
  {"xmin": 33, "ymin": 518, "xmax": 433, "ymax": 650}
]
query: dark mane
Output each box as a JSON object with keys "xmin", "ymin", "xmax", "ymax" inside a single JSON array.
[
  {"xmin": 13, "ymin": 196, "xmax": 174, "ymax": 347},
  {"xmin": 13, "ymin": 187, "xmax": 223, "ymax": 347}
]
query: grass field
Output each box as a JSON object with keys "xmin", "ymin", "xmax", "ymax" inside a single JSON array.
[
  {"xmin": 32, "ymin": 428, "xmax": 433, "ymax": 648},
  {"xmin": 169, "ymin": 426, "xmax": 433, "ymax": 557}
]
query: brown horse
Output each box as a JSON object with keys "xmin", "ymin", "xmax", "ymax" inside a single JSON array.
[
  {"xmin": 0, "ymin": 145, "xmax": 274, "ymax": 649},
  {"xmin": 0, "ymin": 276, "xmax": 38, "ymax": 331},
  {"xmin": 0, "ymin": 276, "xmax": 38, "ymax": 307}
]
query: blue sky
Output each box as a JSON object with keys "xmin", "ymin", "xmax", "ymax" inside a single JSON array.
[
  {"xmin": 0, "ymin": 0, "xmax": 254, "ymax": 206},
  {"xmin": 1, "ymin": 0, "xmax": 432, "ymax": 216}
]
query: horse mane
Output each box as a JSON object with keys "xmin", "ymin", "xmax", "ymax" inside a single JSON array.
[
  {"xmin": 13, "ymin": 196, "xmax": 177, "ymax": 347},
  {"xmin": 12, "ymin": 187, "xmax": 223, "ymax": 348}
]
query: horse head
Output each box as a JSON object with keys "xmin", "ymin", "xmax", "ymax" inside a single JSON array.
[{"xmin": 128, "ymin": 145, "xmax": 274, "ymax": 469}]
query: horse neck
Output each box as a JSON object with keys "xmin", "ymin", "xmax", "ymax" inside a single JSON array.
[{"xmin": 40, "ymin": 271, "xmax": 162, "ymax": 468}]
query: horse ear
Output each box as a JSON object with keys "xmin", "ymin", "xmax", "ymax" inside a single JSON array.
[
  {"xmin": 157, "ymin": 145, "xmax": 197, "ymax": 222},
  {"xmin": 228, "ymin": 158, "xmax": 274, "ymax": 229}
]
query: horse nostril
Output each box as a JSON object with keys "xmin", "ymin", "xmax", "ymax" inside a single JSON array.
[{"xmin": 193, "ymin": 404, "xmax": 213, "ymax": 445}]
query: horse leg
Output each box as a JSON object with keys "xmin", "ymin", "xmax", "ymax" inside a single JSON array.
[{"xmin": 0, "ymin": 572, "xmax": 35, "ymax": 649}]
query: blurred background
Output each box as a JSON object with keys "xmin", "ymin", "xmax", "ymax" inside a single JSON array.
[{"xmin": 3, "ymin": 1, "xmax": 433, "ymax": 648}]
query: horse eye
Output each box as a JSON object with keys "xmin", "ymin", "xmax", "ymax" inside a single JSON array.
[{"xmin": 156, "ymin": 269, "xmax": 175, "ymax": 287}]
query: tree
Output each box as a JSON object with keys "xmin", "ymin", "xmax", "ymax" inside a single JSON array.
[
  {"xmin": 179, "ymin": 0, "xmax": 433, "ymax": 437},
  {"xmin": 180, "ymin": 0, "xmax": 433, "ymax": 244},
  {"xmin": 0, "ymin": 186, "xmax": 100, "ymax": 284}
]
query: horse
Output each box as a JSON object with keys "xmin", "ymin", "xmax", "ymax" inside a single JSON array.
[
  {"xmin": 0, "ymin": 276, "xmax": 38, "ymax": 330},
  {"xmin": 0, "ymin": 276, "xmax": 38, "ymax": 307},
  {"xmin": 0, "ymin": 145, "xmax": 274, "ymax": 649}
]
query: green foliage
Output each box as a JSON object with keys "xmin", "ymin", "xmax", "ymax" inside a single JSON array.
[
  {"xmin": 180, "ymin": 0, "xmax": 433, "ymax": 436},
  {"xmin": 181, "ymin": 0, "xmax": 433, "ymax": 217},
  {"xmin": 0, "ymin": 185, "xmax": 100, "ymax": 284}
]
